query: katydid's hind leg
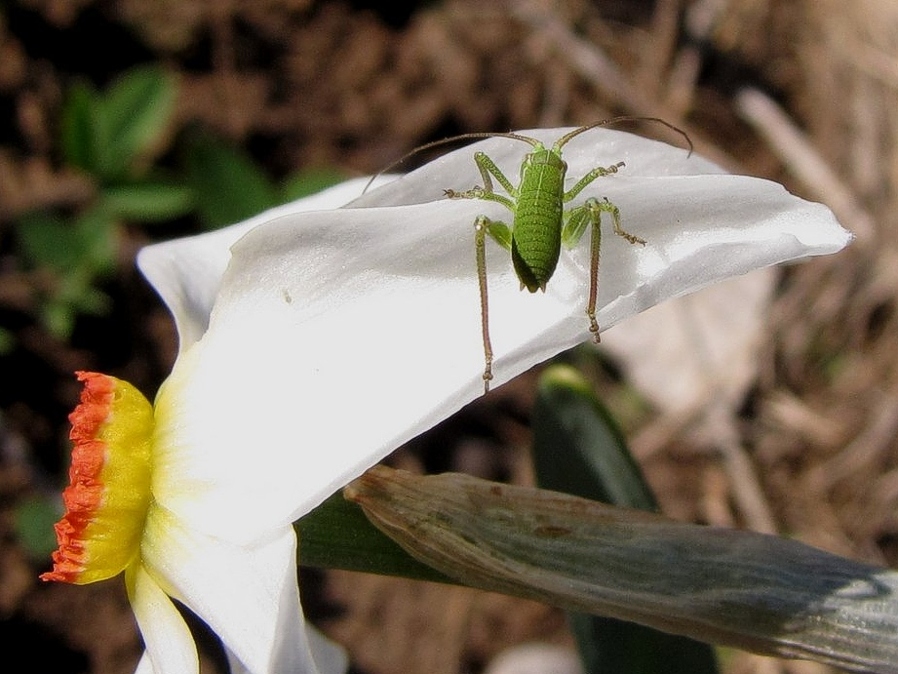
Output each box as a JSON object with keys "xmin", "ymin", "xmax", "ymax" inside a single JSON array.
[
  {"xmin": 585, "ymin": 211, "xmax": 603, "ymax": 342},
  {"xmin": 474, "ymin": 215, "xmax": 512, "ymax": 394},
  {"xmin": 563, "ymin": 197, "xmax": 645, "ymax": 343},
  {"xmin": 602, "ymin": 196, "xmax": 645, "ymax": 246}
]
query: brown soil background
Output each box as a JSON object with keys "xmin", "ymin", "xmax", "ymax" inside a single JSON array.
[{"xmin": 1, "ymin": 1, "xmax": 896, "ymax": 673}]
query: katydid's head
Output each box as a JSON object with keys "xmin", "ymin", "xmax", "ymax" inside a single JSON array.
[{"xmin": 522, "ymin": 144, "xmax": 565, "ymax": 167}]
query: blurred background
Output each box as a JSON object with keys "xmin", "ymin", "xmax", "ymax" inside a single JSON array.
[{"xmin": 1, "ymin": 0, "xmax": 896, "ymax": 672}]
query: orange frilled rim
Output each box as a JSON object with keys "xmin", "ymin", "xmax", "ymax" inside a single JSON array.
[{"xmin": 41, "ymin": 371, "xmax": 154, "ymax": 584}]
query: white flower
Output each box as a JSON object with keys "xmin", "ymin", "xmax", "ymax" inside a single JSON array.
[{"xmin": 44, "ymin": 127, "xmax": 850, "ymax": 674}]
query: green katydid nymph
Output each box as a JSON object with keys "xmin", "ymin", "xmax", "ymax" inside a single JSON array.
[{"xmin": 367, "ymin": 118, "xmax": 692, "ymax": 393}]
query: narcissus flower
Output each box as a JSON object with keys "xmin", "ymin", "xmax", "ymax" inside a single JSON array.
[{"xmin": 43, "ymin": 128, "xmax": 850, "ymax": 674}]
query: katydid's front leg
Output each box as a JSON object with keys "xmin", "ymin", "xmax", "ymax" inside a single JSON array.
[
  {"xmin": 562, "ymin": 196, "xmax": 644, "ymax": 342},
  {"xmin": 444, "ymin": 152, "xmax": 518, "ymax": 209},
  {"xmin": 563, "ymin": 161, "xmax": 625, "ymax": 203},
  {"xmin": 474, "ymin": 214, "xmax": 512, "ymax": 393}
]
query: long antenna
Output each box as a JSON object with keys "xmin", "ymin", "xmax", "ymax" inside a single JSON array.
[
  {"xmin": 362, "ymin": 131, "xmax": 540, "ymax": 194},
  {"xmin": 555, "ymin": 116, "xmax": 693, "ymax": 156},
  {"xmin": 361, "ymin": 117, "xmax": 693, "ymax": 195}
]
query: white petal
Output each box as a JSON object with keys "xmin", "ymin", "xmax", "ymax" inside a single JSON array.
[
  {"xmin": 125, "ymin": 563, "xmax": 198, "ymax": 674},
  {"xmin": 134, "ymin": 653, "xmax": 154, "ymax": 674},
  {"xmin": 141, "ymin": 509, "xmax": 333, "ymax": 674},
  {"xmin": 137, "ymin": 177, "xmax": 395, "ymax": 352},
  {"xmin": 224, "ymin": 626, "xmax": 348, "ymax": 674},
  {"xmin": 137, "ymin": 128, "xmax": 712, "ymax": 349},
  {"xmin": 304, "ymin": 624, "xmax": 349, "ymax": 673},
  {"xmin": 150, "ymin": 130, "xmax": 849, "ymax": 544}
]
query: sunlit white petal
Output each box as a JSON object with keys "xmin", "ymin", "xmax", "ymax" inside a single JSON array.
[
  {"xmin": 140, "ymin": 507, "xmax": 324, "ymax": 673},
  {"xmin": 142, "ymin": 130, "xmax": 849, "ymax": 544},
  {"xmin": 223, "ymin": 626, "xmax": 347, "ymax": 674},
  {"xmin": 138, "ymin": 176, "xmax": 396, "ymax": 351},
  {"xmin": 126, "ymin": 563, "xmax": 198, "ymax": 674}
]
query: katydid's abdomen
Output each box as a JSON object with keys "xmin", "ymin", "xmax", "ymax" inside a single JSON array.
[{"xmin": 511, "ymin": 149, "xmax": 567, "ymax": 292}]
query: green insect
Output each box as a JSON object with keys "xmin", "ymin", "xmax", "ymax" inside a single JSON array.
[{"xmin": 370, "ymin": 119, "xmax": 691, "ymax": 393}]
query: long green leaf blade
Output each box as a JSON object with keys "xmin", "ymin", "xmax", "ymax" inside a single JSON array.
[
  {"xmin": 532, "ymin": 364, "xmax": 656, "ymax": 510},
  {"xmin": 295, "ymin": 491, "xmax": 450, "ymax": 584},
  {"xmin": 346, "ymin": 466, "xmax": 898, "ymax": 674},
  {"xmin": 533, "ymin": 364, "xmax": 717, "ymax": 674},
  {"xmin": 533, "ymin": 365, "xmax": 717, "ymax": 674}
]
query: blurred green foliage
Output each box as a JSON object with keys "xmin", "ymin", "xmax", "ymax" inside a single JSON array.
[
  {"xmin": 11, "ymin": 63, "xmax": 344, "ymax": 343},
  {"xmin": 14, "ymin": 494, "xmax": 62, "ymax": 562},
  {"xmin": 60, "ymin": 64, "xmax": 179, "ymax": 183},
  {"xmin": 16, "ymin": 64, "xmax": 187, "ymax": 339},
  {"xmin": 182, "ymin": 131, "xmax": 346, "ymax": 229}
]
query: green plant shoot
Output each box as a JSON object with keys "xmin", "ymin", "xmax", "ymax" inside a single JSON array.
[{"xmin": 370, "ymin": 119, "xmax": 691, "ymax": 393}]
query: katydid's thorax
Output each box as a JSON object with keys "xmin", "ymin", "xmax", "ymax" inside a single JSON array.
[{"xmin": 511, "ymin": 146, "xmax": 567, "ymax": 292}]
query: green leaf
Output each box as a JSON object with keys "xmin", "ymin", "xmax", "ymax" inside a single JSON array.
[
  {"xmin": 60, "ymin": 81, "xmax": 100, "ymax": 173},
  {"xmin": 101, "ymin": 182, "xmax": 194, "ymax": 222},
  {"xmin": 532, "ymin": 364, "xmax": 657, "ymax": 510},
  {"xmin": 40, "ymin": 297, "xmax": 77, "ymax": 339},
  {"xmin": 348, "ymin": 467, "xmax": 898, "ymax": 674},
  {"xmin": 72, "ymin": 205, "xmax": 118, "ymax": 274},
  {"xmin": 532, "ymin": 364, "xmax": 718, "ymax": 674},
  {"xmin": 62, "ymin": 281, "xmax": 111, "ymax": 316},
  {"xmin": 15, "ymin": 495, "xmax": 62, "ymax": 561},
  {"xmin": 17, "ymin": 208, "xmax": 116, "ymax": 338},
  {"xmin": 0, "ymin": 327, "xmax": 15, "ymax": 354},
  {"xmin": 295, "ymin": 490, "xmax": 451, "ymax": 584},
  {"xmin": 95, "ymin": 65, "xmax": 177, "ymax": 180},
  {"xmin": 17, "ymin": 211, "xmax": 84, "ymax": 272},
  {"xmin": 38, "ymin": 273, "xmax": 111, "ymax": 338},
  {"xmin": 183, "ymin": 132, "xmax": 278, "ymax": 229}
]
